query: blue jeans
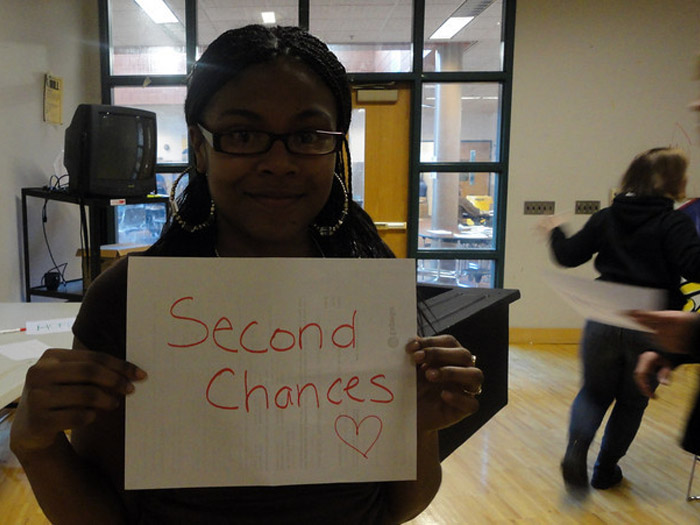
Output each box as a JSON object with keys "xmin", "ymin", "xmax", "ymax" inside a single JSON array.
[{"xmin": 567, "ymin": 320, "xmax": 657, "ymax": 469}]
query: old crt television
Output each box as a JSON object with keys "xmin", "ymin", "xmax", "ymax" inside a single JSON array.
[{"xmin": 64, "ymin": 104, "xmax": 157, "ymax": 197}]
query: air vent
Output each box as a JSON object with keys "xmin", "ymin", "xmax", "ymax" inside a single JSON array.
[{"xmin": 453, "ymin": 0, "xmax": 497, "ymax": 18}]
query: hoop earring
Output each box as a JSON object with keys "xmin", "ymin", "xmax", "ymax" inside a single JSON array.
[
  {"xmin": 169, "ymin": 169, "xmax": 216, "ymax": 233},
  {"xmin": 311, "ymin": 172, "xmax": 349, "ymax": 237}
]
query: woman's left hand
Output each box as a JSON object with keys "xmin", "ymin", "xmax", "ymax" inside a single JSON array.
[{"xmin": 406, "ymin": 335, "xmax": 483, "ymax": 432}]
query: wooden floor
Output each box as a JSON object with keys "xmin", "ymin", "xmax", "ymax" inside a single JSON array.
[
  {"xmin": 2, "ymin": 342, "xmax": 700, "ymax": 524},
  {"xmin": 407, "ymin": 343, "xmax": 700, "ymax": 524}
]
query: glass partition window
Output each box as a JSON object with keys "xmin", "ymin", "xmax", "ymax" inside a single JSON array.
[
  {"xmin": 197, "ymin": 1, "xmax": 298, "ymax": 58},
  {"xmin": 418, "ymin": 171, "xmax": 496, "ymax": 251},
  {"xmin": 109, "ymin": 0, "xmax": 187, "ymax": 75},
  {"xmin": 112, "ymin": 86, "xmax": 188, "ymax": 165},
  {"xmin": 348, "ymin": 108, "xmax": 366, "ymax": 207},
  {"xmin": 421, "ymin": 82, "xmax": 501, "ymax": 162},
  {"xmin": 310, "ymin": 0, "xmax": 413, "ymax": 73},
  {"xmin": 103, "ymin": 0, "xmax": 515, "ymax": 287},
  {"xmin": 417, "ymin": 259, "xmax": 495, "ymax": 288},
  {"xmin": 423, "ymin": 0, "xmax": 504, "ymax": 72}
]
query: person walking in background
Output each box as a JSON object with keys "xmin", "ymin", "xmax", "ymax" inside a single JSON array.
[{"xmin": 537, "ymin": 147, "xmax": 700, "ymax": 492}]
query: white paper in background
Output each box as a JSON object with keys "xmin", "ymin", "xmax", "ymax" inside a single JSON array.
[
  {"xmin": 0, "ymin": 340, "xmax": 49, "ymax": 361},
  {"xmin": 25, "ymin": 317, "xmax": 75, "ymax": 334},
  {"xmin": 126, "ymin": 257, "xmax": 417, "ymax": 490},
  {"xmin": 543, "ymin": 271, "xmax": 666, "ymax": 332}
]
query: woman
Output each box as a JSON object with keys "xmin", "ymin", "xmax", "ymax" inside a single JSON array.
[
  {"xmin": 538, "ymin": 147, "xmax": 700, "ymax": 491},
  {"xmin": 10, "ymin": 25, "xmax": 483, "ymax": 524}
]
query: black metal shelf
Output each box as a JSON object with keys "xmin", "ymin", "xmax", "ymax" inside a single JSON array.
[
  {"xmin": 21, "ymin": 187, "xmax": 168, "ymax": 206},
  {"xmin": 28, "ymin": 279, "xmax": 84, "ymax": 302},
  {"xmin": 21, "ymin": 187, "xmax": 169, "ymax": 302}
]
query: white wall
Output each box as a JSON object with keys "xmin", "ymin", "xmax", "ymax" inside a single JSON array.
[
  {"xmin": 506, "ymin": 0, "xmax": 700, "ymax": 328},
  {"xmin": 0, "ymin": 1, "xmax": 100, "ymax": 301}
]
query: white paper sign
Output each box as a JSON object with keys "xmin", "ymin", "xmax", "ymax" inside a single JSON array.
[
  {"xmin": 125, "ymin": 257, "xmax": 417, "ymax": 490},
  {"xmin": 543, "ymin": 271, "xmax": 666, "ymax": 332}
]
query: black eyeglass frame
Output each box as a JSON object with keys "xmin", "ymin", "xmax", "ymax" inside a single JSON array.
[{"xmin": 197, "ymin": 124, "xmax": 345, "ymax": 156}]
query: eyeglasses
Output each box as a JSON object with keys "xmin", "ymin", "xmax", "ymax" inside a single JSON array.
[{"xmin": 197, "ymin": 124, "xmax": 344, "ymax": 156}]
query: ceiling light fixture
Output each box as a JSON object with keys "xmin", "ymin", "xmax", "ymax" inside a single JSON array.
[
  {"xmin": 134, "ymin": 0, "xmax": 178, "ymax": 24},
  {"xmin": 429, "ymin": 16, "xmax": 474, "ymax": 40},
  {"xmin": 261, "ymin": 11, "xmax": 276, "ymax": 24}
]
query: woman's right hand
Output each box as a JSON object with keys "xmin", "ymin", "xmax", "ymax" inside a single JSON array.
[{"xmin": 10, "ymin": 348, "xmax": 147, "ymax": 455}]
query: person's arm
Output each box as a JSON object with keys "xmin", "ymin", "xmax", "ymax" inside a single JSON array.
[
  {"xmin": 547, "ymin": 213, "xmax": 603, "ymax": 268},
  {"xmin": 628, "ymin": 309, "xmax": 700, "ymax": 359},
  {"xmin": 633, "ymin": 350, "xmax": 673, "ymax": 398},
  {"xmin": 384, "ymin": 429, "xmax": 441, "ymax": 522},
  {"xmin": 534, "ymin": 213, "xmax": 569, "ymax": 242},
  {"xmin": 10, "ymin": 341, "xmax": 146, "ymax": 524},
  {"xmin": 385, "ymin": 335, "xmax": 482, "ymax": 523},
  {"xmin": 628, "ymin": 310, "xmax": 700, "ymax": 399}
]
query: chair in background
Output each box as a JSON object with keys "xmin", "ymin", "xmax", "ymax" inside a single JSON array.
[{"xmin": 687, "ymin": 455, "xmax": 700, "ymax": 501}]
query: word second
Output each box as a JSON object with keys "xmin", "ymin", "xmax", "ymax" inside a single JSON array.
[{"xmin": 167, "ymin": 296, "xmax": 357, "ymax": 353}]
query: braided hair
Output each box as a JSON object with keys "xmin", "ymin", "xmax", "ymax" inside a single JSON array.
[{"xmin": 151, "ymin": 24, "xmax": 393, "ymax": 259}]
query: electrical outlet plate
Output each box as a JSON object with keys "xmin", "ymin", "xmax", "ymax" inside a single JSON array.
[
  {"xmin": 523, "ymin": 201, "xmax": 555, "ymax": 215},
  {"xmin": 575, "ymin": 200, "xmax": 600, "ymax": 214}
]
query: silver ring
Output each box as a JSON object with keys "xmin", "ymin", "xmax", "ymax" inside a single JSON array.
[
  {"xmin": 471, "ymin": 354, "xmax": 477, "ymax": 366},
  {"xmin": 464, "ymin": 385, "xmax": 483, "ymax": 397}
]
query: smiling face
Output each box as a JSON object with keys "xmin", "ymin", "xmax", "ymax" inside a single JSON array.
[{"xmin": 190, "ymin": 57, "xmax": 338, "ymax": 256}]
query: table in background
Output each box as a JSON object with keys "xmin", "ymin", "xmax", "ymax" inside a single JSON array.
[
  {"xmin": 417, "ymin": 285, "xmax": 520, "ymax": 460},
  {"xmin": 0, "ymin": 302, "xmax": 80, "ymax": 408},
  {"xmin": 418, "ymin": 227, "xmax": 493, "ymax": 249}
]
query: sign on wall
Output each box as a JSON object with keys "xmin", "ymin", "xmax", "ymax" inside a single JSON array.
[{"xmin": 43, "ymin": 74, "xmax": 63, "ymax": 125}]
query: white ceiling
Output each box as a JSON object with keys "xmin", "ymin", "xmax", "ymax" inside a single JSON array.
[{"xmin": 110, "ymin": 0, "xmax": 503, "ymax": 51}]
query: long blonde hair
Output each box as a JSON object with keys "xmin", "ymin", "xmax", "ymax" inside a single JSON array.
[{"xmin": 619, "ymin": 147, "xmax": 688, "ymax": 200}]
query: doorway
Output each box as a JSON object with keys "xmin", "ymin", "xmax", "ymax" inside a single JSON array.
[{"xmin": 349, "ymin": 83, "xmax": 411, "ymax": 258}]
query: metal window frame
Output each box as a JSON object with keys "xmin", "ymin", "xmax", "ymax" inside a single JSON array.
[{"xmin": 98, "ymin": 0, "xmax": 516, "ymax": 286}]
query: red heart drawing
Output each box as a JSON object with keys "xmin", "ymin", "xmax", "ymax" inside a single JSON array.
[{"xmin": 334, "ymin": 415, "xmax": 383, "ymax": 458}]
